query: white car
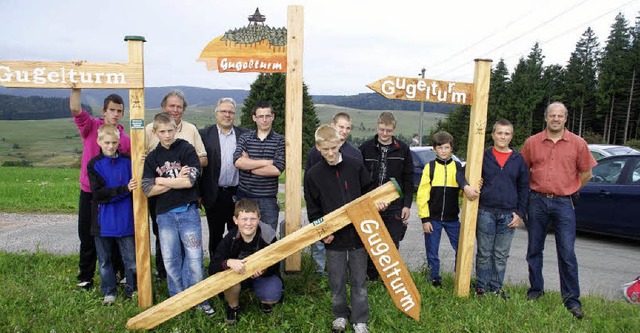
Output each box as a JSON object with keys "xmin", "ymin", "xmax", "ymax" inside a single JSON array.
[{"xmin": 588, "ymin": 144, "xmax": 639, "ymax": 160}]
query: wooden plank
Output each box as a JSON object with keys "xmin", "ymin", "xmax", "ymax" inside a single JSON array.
[
  {"xmin": 126, "ymin": 181, "xmax": 400, "ymax": 330},
  {"xmin": 284, "ymin": 5, "xmax": 304, "ymax": 272},
  {"xmin": 366, "ymin": 76, "xmax": 474, "ymax": 105},
  {"xmin": 346, "ymin": 201, "xmax": 421, "ymax": 321},
  {"xmin": 125, "ymin": 36, "xmax": 152, "ymax": 307},
  {"xmin": 0, "ymin": 60, "xmax": 143, "ymax": 89},
  {"xmin": 453, "ymin": 59, "xmax": 492, "ymax": 297}
]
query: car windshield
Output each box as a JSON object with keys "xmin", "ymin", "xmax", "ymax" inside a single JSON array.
[
  {"xmin": 414, "ymin": 150, "xmax": 437, "ymax": 164},
  {"xmin": 605, "ymin": 147, "xmax": 638, "ymax": 155}
]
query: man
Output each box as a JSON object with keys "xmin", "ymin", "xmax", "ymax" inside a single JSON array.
[
  {"xmin": 199, "ymin": 97, "xmax": 247, "ymax": 275},
  {"xmin": 359, "ymin": 112, "xmax": 413, "ymax": 280},
  {"xmin": 521, "ymin": 102, "xmax": 597, "ymax": 319},
  {"xmin": 144, "ymin": 90, "xmax": 207, "ymax": 280},
  {"xmin": 233, "ymin": 101, "xmax": 285, "ymax": 231},
  {"xmin": 304, "ymin": 112, "xmax": 362, "ymax": 275}
]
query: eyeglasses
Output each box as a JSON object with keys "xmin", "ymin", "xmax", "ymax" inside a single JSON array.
[
  {"xmin": 217, "ymin": 110, "xmax": 236, "ymax": 115},
  {"xmin": 255, "ymin": 114, "xmax": 274, "ymax": 120}
]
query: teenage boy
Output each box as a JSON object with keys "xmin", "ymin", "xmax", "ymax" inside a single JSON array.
[
  {"xmin": 359, "ymin": 112, "xmax": 414, "ymax": 280},
  {"xmin": 234, "ymin": 101, "xmax": 285, "ymax": 231},
  {"xmin": 87, "ymin": 125, "xmax": 137, "ymax": 306},
  {"xmin": 416, "ymin": 131, "xmax": 479, "ymax": 287},
  {"xmin": 210, "ymin": 199, "xmax": 284, "ymax": 326},
  {"xmin": 142, "ymin": 113, "xmax": 213, "ymax": 316},
  {"xmin": 304, "ymin": 124, "xmax": 387, "ymax": 333},
  {"xmin": 475, "ymin": 120, "xmax": 529, "ymax": 299},
  {"xmin": 304, "ymin": 112, "xmax": 362, "ymax": 275},
  {"xmin": 70, "ymin": 85, "xmax": 129, "ymax": 290}
]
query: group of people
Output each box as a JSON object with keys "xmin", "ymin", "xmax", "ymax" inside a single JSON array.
[{"xmin": 70, "ymin": 86, "xmax": 596, "ymax": 332}]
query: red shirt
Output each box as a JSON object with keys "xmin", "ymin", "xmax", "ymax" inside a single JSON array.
[
  {"xmin": 492, "ymin": 147, "xmax": 512, "ymax": 168},
  {"xmin": 521, "ymin": 129, "xmax": 597, "ymax": 196}
]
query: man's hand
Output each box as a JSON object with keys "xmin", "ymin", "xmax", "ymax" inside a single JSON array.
[
  {"xmin": 422, "ymin": 221, "xmax": 433, "ymax": 234},
  {"xmin": 323, "ymin": 235, "xmax": 335, "ymax": 244},
  {"xmin": 401, "ymin": 207, "xmax": 410, "ymax": 224},
  {"xmin": 251, "ymin": 269, "xmax": 264, "ymax": 279},
  {"xmin": 463, "ymin": 185, "xmax": 480, "ymax": 201},
  {"xmin": 227, "ymin": 259, "xmax": 246, "ymax": 274},
  {"xmin": 178, "ymin": 166, "xmax": 191, "ymax": 178},
  {"xmin": 127, "ymin": 179, "xmax": 138, "ymax": 192},
  {"xmin": 507, "ymin": 212, "xmax": 522, "ymax": 229},
  {"xmin": 375, "ymin": 201, "xmax": 389, "ymax": 212}
]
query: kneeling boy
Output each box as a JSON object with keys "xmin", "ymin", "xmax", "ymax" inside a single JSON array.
[{"xmin": 210, "ymin": 198, "xmax": 284, "ymax": 326}]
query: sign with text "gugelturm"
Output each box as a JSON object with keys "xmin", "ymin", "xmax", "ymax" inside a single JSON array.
[{"xmin": 367, "ymin": 76, "xmax": 474, "ymax": 106}]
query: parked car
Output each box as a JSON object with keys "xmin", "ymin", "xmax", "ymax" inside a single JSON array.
[
  {"xmin": 575, "ymin": 154, "xmax": 640, "ymax": 240},
  {"xmin": 588, "ymin": 144, "xmax": 638, "ymax": 160},
  {"xmin": 410, "ymin": 146, "xmax": 464, "ymax": 190}
]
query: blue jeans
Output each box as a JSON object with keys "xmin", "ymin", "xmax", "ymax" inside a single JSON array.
[
  {"xmin": 311, "ymin": 241, "xmax": 326, "ymax": 273},
  {"xmin": 326, "ymin": 247, "xmax": 368, "ymax": 324},
  {"xmin": 423, "ymin": 220, "xmax": 459, "ymax": 281},
  {"xmin": 157, "ymin": 205, "xmax": 206, "ymax": 297},
  {"xmin": 95, "ymin": 235, "xmax": 137, "ymax": 298},
  {"xmin": 526, "ymin": 192, "xmax": 581, "ymax": 308},
  {"xmin": 475, "ymin": 208, "xmax": 515, "ymax": 291}
]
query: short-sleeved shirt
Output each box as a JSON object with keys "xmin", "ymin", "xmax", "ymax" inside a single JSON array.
[
  {"xmin": 521, "ymin": 129, "xmax": 597, "ymax": 196},
  {"xmin": 233, "ymin": 130, "xmax": 285, "ymax": 198},
  {"xmin": 145, "ymin": 120, "xmax": 206, "ymax": 158}
]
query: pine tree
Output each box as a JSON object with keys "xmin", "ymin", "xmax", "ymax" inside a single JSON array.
[
  {"xmin": 486, "ymin": 59, "xmax": 510, "ymax": 147},
  {"xmin": 240, "ymin": 73, "xmax": 319, "ymax": 165}
]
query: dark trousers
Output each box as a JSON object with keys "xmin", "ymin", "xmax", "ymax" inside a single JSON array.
[
  {"xmin": 77, "ymin": 190, "xmax": 124, "ymax": 283},
  {"xmin": 204, "ymin": 186, "xmax": 237, "ymax": 275},
  {"xmin": 148, "ymin": 197, "xmax": 166, "ymax": 278}
]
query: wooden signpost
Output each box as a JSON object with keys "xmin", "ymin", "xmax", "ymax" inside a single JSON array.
[
  {"xmin": 0, "ymin": 36, "xmax": 153, "ymax": 307},
  {"xmin": 197, "ymin": 6, "xmax": 305, "ymax": 272},
  {"xmin": 367, "ymin": 59, "xmax": 492, "ymax": 297},
  {"xmin": 126, "ymin": 180, "xmax": 403, "ymax": 330}
]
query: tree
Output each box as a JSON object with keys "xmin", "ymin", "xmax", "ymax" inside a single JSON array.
[
  {"xmin": 240, "ymin": 73, "xmax": 319, "ymax": 165},
  {"xmin": 486, "ymin": 59, "xmax": 511, "ymax": 147},
  {"xmin": 564, "ymin": 27, "xmax": 600, "ymax": 136}
]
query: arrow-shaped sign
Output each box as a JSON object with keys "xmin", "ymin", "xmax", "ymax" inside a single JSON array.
[{"xmin": 367, "ymin": 76, "xmax": 474, "ymax": 105}]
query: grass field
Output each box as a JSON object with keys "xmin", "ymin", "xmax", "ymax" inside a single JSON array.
[{"xmin": 0, "ymin": 104, "xmax": 443, "ymax": 168}]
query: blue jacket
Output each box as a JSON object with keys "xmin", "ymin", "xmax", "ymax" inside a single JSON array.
[
  {"xmin": 87, "ymin": 152, "xmax": 135, "ymax": 237},
  {"xmin": 479, "ymin": 147, "xmax": 529, "ymax": 218}
]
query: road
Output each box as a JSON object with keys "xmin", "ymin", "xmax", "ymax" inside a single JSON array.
[{"xmin": 0, "ymin": 203, "xmax": 637, "ymax": 300}]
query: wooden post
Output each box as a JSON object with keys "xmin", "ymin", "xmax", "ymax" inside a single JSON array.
[
  {"xmin": 346, "ymin": 200, "xmax": 421, "ymax": 321},
  {"xmin": 453, "ymin": 59, "xmax": 492, "ymax": 297},
  {"xmin": 284, "ymin": 5, "xmax": 304, "ymax": 272},
  {"xmin": 126, "ymin": 181, "xmax": 400, "ymax": 330},
  {"xmin": 125, "ymin": 36, "xmax": 152, "ymax": 307}
]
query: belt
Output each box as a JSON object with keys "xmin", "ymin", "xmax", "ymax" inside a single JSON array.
[{"xmin": 533, "ymin": 191, "xmax": 568, "ymax": 199}]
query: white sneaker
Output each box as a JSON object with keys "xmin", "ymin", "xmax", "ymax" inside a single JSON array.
[
  {"xmin": 353, "ymin": 323, "xmax": 369, "ymax": 333},
  {"xmin": 103, "ymin": 295, "xmax": 116, "ymax": 306},
  {"xmin": 331, "ymin": 317, "xmax": 347, "ymax": 332}
]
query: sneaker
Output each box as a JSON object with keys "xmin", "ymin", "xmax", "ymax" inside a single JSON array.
[
  {"xmin": 76, "ymin": 281, "xmax": 93, "ymax": 290},
  {"xmin": 261, "ymin": 303, "xmax": 273, "ymax": 314},
  {"xmin": 119, "ymin": 277, "xmax": 127, "ymax": 285},
  {"xmin": 494, "ymin": 289, "xmax": 510, "ymax": 300},
  {"xmin": 198, "ymin": 304, "xmax": 216, "ymax": 317},
  {"xmin": 432, "ymin": 278, "xmax": 442, "ymax": 288},
  {"xmin": 103, "ymin": 295, "xmax": 116, "ymax": 306},
  {"xmin": 475, "ymin": 288, "xmax": 486, "ymax": 297},
  {"xmin": 568, "ymin": 306, "xmax": 584, "ymax": 319},
  {"xmin": 126, "ymin": 291, "xmax": 138, "ymax": 301},
  {"xmin": 226, "ymin": 305, "xmax": 240, "ymax": 326},
  {"xmin": 353, "ymin": 323, "xmax": 370, "ymax": 333},
  {"xmin": 331, "ymin": 317, "xmax": 348, "ymax": 333},
  {"xmin": 526, "ymin": 291, "xmax": 544, "ymax": 301}
]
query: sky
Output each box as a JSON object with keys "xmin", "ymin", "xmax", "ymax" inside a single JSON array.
[{"xmin": 2, "ymin": 0, "xmax": 639, "ymax": 96}]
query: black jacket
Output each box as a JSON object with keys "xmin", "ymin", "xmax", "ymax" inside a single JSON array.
[
  {"xmin": 210, "ymin": 222, "xmax": 280, "ymax": 277},
  {"xmin": 359, "ymin": 135, "xmax": 414, "ymax": 211},
  {"xmin": 198, "ymin": 125, "xmax": 247, "ymax": 207},
  {"xmin": 304, "ymin": 156, "xmax": 373, "ymax": 251}
]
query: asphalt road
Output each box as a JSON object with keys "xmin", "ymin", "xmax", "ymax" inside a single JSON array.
[{"xmin": 0, "ymin": 204, "xmax": 637, "ymax": 301}]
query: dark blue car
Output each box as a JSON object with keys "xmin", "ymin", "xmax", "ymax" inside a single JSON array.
[{"xmin": 575, "ymin": 154, "xmax": 640, "ymax": 240}]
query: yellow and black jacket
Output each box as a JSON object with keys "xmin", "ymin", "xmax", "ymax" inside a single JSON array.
[{"xmin": 416, "ymin": 157, "xmax": 468, "ymax": 222}]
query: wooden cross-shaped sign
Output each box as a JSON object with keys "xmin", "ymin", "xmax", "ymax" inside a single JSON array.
[
  {"xmin": 0, "ymin": 36, "xmax": 153, "ymax": 307},
  {"xmin": 367, "ymin": 60, "xmax": 492, "ymax": 297}
]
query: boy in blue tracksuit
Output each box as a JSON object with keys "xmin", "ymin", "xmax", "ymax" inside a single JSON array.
[
  {"xmin": 475, "ymin": 119, "xmax": 529, "ymax": 299},
  {"xmin": 416, "ymin": 131, "xmax": 479, "ymax": 287},
  {"xmin": 87, "ymin": 124, "xmax": 137, "ymax": 305}
]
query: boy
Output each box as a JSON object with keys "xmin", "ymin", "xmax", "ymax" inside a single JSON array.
[
  {"xmin": 416, "ymin": 131, "xmax": 479, "ymax": 287},
  {"xmin": 475, "ymin": 120, "xmax": 529, "ymax": 299},
  {"xmin": 304, "ymin": 125, "xmax": 387, "ymax": 333},
  {"xmin": 210, "ymin": 199, "xmax": 284, "ymax": 326},
  {"xmin": 70, "ymin": 85, "xmax": 129, "ymax": 290},
  {"xmin": 141, "ymin": 113, "xmax": 214, "ymax": 315},
  {"xmin": 87, "ymin": 125, "xmax": 137, "ymax": 305}
]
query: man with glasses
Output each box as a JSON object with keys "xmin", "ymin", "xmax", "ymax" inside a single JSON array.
[
  {"xmin": 199, "ymin": 98, "xmax": 247, "ymax": 275},
  {"xmin": 233, "ymin": 101, "xmax": 285, "ymax": 232},
  {"xmin": 359, "ymin": 112, "xmax": 414, "ymax": 280}
]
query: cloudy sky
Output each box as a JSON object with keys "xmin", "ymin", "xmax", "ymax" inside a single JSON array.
[{"xmin": 2, "ymin": 0, "xmax": 638, "ymax": 95}]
